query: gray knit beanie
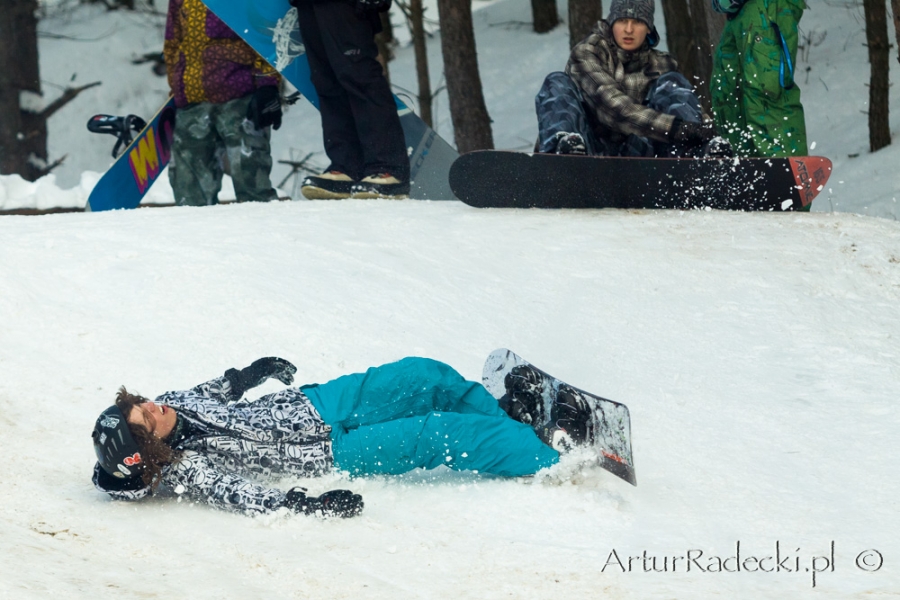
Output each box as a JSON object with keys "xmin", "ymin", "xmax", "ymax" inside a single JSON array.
[{"xmin": 607, "ymin": 0, "xmax": 655, "ymax": 29}]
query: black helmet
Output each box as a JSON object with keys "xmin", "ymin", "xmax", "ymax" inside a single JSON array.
[{"xmin": 92, "ymin": 405, "xmax": 145, "ymax": 480}]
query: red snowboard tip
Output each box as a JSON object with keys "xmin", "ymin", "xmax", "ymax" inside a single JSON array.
[{"xmin": 789, "ymin": 156, "xmax": 833, "ymax": 208}]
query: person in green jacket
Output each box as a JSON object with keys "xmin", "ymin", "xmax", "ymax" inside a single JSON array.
[{"xmin": 710, "ymin": 0, "xmax": 808, "ymax": 158}]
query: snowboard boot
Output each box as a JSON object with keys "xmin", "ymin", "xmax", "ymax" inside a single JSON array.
[
  {"xmin": 534, "ymin": 384, "xmax": 595, "ymax": 454},
  {"xmin": 350, "ymin": 173, "xmax": 410, "ymax": 199},
  {"xmin": 554, "ymin": 132, "xmax": 587, "ymax": 156},
  {"xmin": 301, "ymin": 171, "xmax": 357, "ymax": 200},
  {"xmin": 553, "ymin": 384, "xmax": 595, "ymax": 447},
  {"xmin": 499, "ymin": 364, "xmax": 546, "ymax": 426}
]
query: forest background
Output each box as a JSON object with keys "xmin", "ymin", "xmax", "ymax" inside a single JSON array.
[{"xmin": 0, "ymin": 0, "xmax": 899, "ymax": 218}]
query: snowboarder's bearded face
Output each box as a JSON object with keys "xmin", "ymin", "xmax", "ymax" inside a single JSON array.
[
  {"xmin": 127, "ymin": 400, "xmax": 177, "ymax": 439},
  {"xmin": 612, "ymin": 18, "xmax": 649, "ymax": 52}
]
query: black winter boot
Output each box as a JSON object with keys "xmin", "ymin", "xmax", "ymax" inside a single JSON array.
[{"xmin": 301, "ymin": 170, "xmax": 357, "ymax": 200}]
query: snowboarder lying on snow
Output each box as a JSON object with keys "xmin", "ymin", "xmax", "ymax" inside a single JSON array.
[
  {"xmin": 92, "ymin": 356, "xmax": 592, "ymax": 518},
  {"xmin": 536, "ymin": 0, "xmax": 730, "ymax": 158}
]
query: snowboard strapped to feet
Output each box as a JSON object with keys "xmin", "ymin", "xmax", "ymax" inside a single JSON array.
[
  {"xmin": 482, "ymin": 348, "xmax": 636, "ymax": 486},
  {"xmin": 451, "ymin": 151, "xmax": 832, "ymax": 211}
]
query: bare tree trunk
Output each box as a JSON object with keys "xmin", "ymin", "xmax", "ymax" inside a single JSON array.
[
  {"xmin": 0, "ymin": 0, "xmax": 45, "ymax": 180},
  {"xmin": 661, "ymin": 0, "xmax": 696, "ymax": 82},
  {"xmin": 409, "ymin": 0, "xmax": 433, "ymax": 127},
  {"xmin": 436, "ymin": 0, "xmax": 493, "ymax": 152},
  {"xmin": 687, "ymin": 0, "xmax": 724, "ymax": 113},
  {"xmin": 891, "ymin": 0, "xmax": 900, "ymax": 64},
  {"xmin": 705, "ymin": 3, "xmax": 726, "ymax": 47},
  {"xmin": 863, "ymin": 0, "xmax": 891, "ymax": 151},
  {"xmin": 568, "ymin": 0, "xmax": 603, "ymax": 48},
  {"xmin": 531, "ymin": 0, "xmax": 560, "ymax": 34},
  {"xmin": 374, "ymin": 12, "xmax": 395, "ymax": 83}
]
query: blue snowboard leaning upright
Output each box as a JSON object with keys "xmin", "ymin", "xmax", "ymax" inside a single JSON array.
[
  {"xmin": 202, "ymin": 0, "xmax": 458, "ymax": 200},
  {"xmin": 86, "ymin": 97, "xmax": 176, "ymax": 212}
]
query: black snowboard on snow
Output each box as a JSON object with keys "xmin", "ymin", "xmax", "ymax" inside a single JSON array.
[
  {"xmin": 482, "ymin": 349, "xmax": 636, "ymax": 486},
  {"xmin": 451, "ymin": 151, "xmax": 832, "ymax": 211}
]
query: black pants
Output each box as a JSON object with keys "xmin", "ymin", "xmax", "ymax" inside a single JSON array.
[{"xmin": 296, "ymin": 2, "xmax": 409, "ymax": 181}]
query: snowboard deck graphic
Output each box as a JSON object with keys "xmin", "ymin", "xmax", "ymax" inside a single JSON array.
[
  {"xmin": 451, "ymin": 151, "xmax": 832, "ymax": 211},
  {"xmin": 482, "ymin": 348, "xmax": 636, "ymax": 486},
  {"xmin": 86, "ymin": 96, "xmax": 176, "ymax": 212},
  {"xmin": 201, "ymin": 0, "xmax": 459, "ymax": 200}
]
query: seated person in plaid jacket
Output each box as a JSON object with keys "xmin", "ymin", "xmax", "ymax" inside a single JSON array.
[{"xmin": 535, "ymin": 0, "xmax": 730, "ymax": 158}]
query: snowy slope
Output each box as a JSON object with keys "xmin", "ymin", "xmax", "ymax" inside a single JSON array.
[
  {"xmin": 0, "ymin": 1, "xmax": 899, "ymax": 598},
  {"xmin": 1, "ymin": 201, "xmax": 899, "ymax": 598}
]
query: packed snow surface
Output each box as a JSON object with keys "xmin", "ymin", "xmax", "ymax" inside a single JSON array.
[{"xmin": 1, "ymin": 201, "xmax": 898, "ymax": 598}]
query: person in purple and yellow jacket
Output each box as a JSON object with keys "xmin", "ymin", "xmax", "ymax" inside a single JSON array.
[{"xmin": 164, "ymin": 0, "xmax": 282, "ymax": 206}]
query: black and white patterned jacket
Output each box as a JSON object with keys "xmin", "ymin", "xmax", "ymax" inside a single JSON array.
[{"xmin": 92, "ymin": 376, "xmax": 333, "ymax": 515}]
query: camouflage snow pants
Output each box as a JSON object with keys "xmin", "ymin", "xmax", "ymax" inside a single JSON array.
[{"xmin": 169, "ymin": 94, "xmax": 277, "ymax": 206}]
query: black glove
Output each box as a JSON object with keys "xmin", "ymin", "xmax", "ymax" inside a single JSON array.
[
  {"xmin": 670, "ymin": 117, "xmax": 716, "ymax": 145},
  {"xmin": 284, "ymin": 487, "xmax": 364, "ymax": 518},
  {"xmin": 246, "ymin": 86, "xmax": 282, "ymax": 131},
  {"xmin": 224, "ymin": 357, "xmax": 296, "ymax": 398}
]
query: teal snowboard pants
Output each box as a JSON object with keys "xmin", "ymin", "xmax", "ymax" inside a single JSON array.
[{"xmin": 301, "ymin": 357, "xmax": 559, "ymax": 477}]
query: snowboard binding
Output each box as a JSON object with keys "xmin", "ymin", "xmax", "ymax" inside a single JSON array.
[
  {"xmin": 553, "ymin": 385, "xmax": 595, "ymax": 446},
  {"xmin": 87, "ymin": 113, "xmax": 148, "ymax": 158},
  {"xmin": 500, "ymin": 364, "xmax": 546, "ymax": 425},
  {"xmin": 501, "ymin": 364, "xmax": 596, "ymax": 454}
]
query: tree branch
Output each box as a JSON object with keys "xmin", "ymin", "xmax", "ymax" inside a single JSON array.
[{"xmin": 38, "ymin": 81, "xmax": 101, "ymax": 121}]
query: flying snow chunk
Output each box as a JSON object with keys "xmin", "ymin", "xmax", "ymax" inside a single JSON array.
[{"xmin": 19, "ymin": 91, "xmax": 44, "ymax": 113}]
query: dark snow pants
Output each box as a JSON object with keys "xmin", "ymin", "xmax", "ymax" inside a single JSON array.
[
  {"xmin": 295, "ymin": 1, "xmax": 409, "ymax": 182},
  {"xmin": 301, "ymin": 357, "xmax": 559, "ymax": 477},
  {"xmin": 535, "ymin": 71, "xmax": 703, "ymax": 157}
]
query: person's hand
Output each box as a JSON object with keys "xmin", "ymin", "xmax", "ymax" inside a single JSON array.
[
  {"xmin": 224, "ymin": 357, "xmax": 296, "ymax": 398},
  {"xmin": 284, "ymin": 487, "xmax": 364, "ymax": 518},
  {"xmin": 246, "ymin": 86, "xmax": 282, "ymax": 131},
  {"xmin": 670, "ymin": 117, "xmax": 716, "ymax": 145}
]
